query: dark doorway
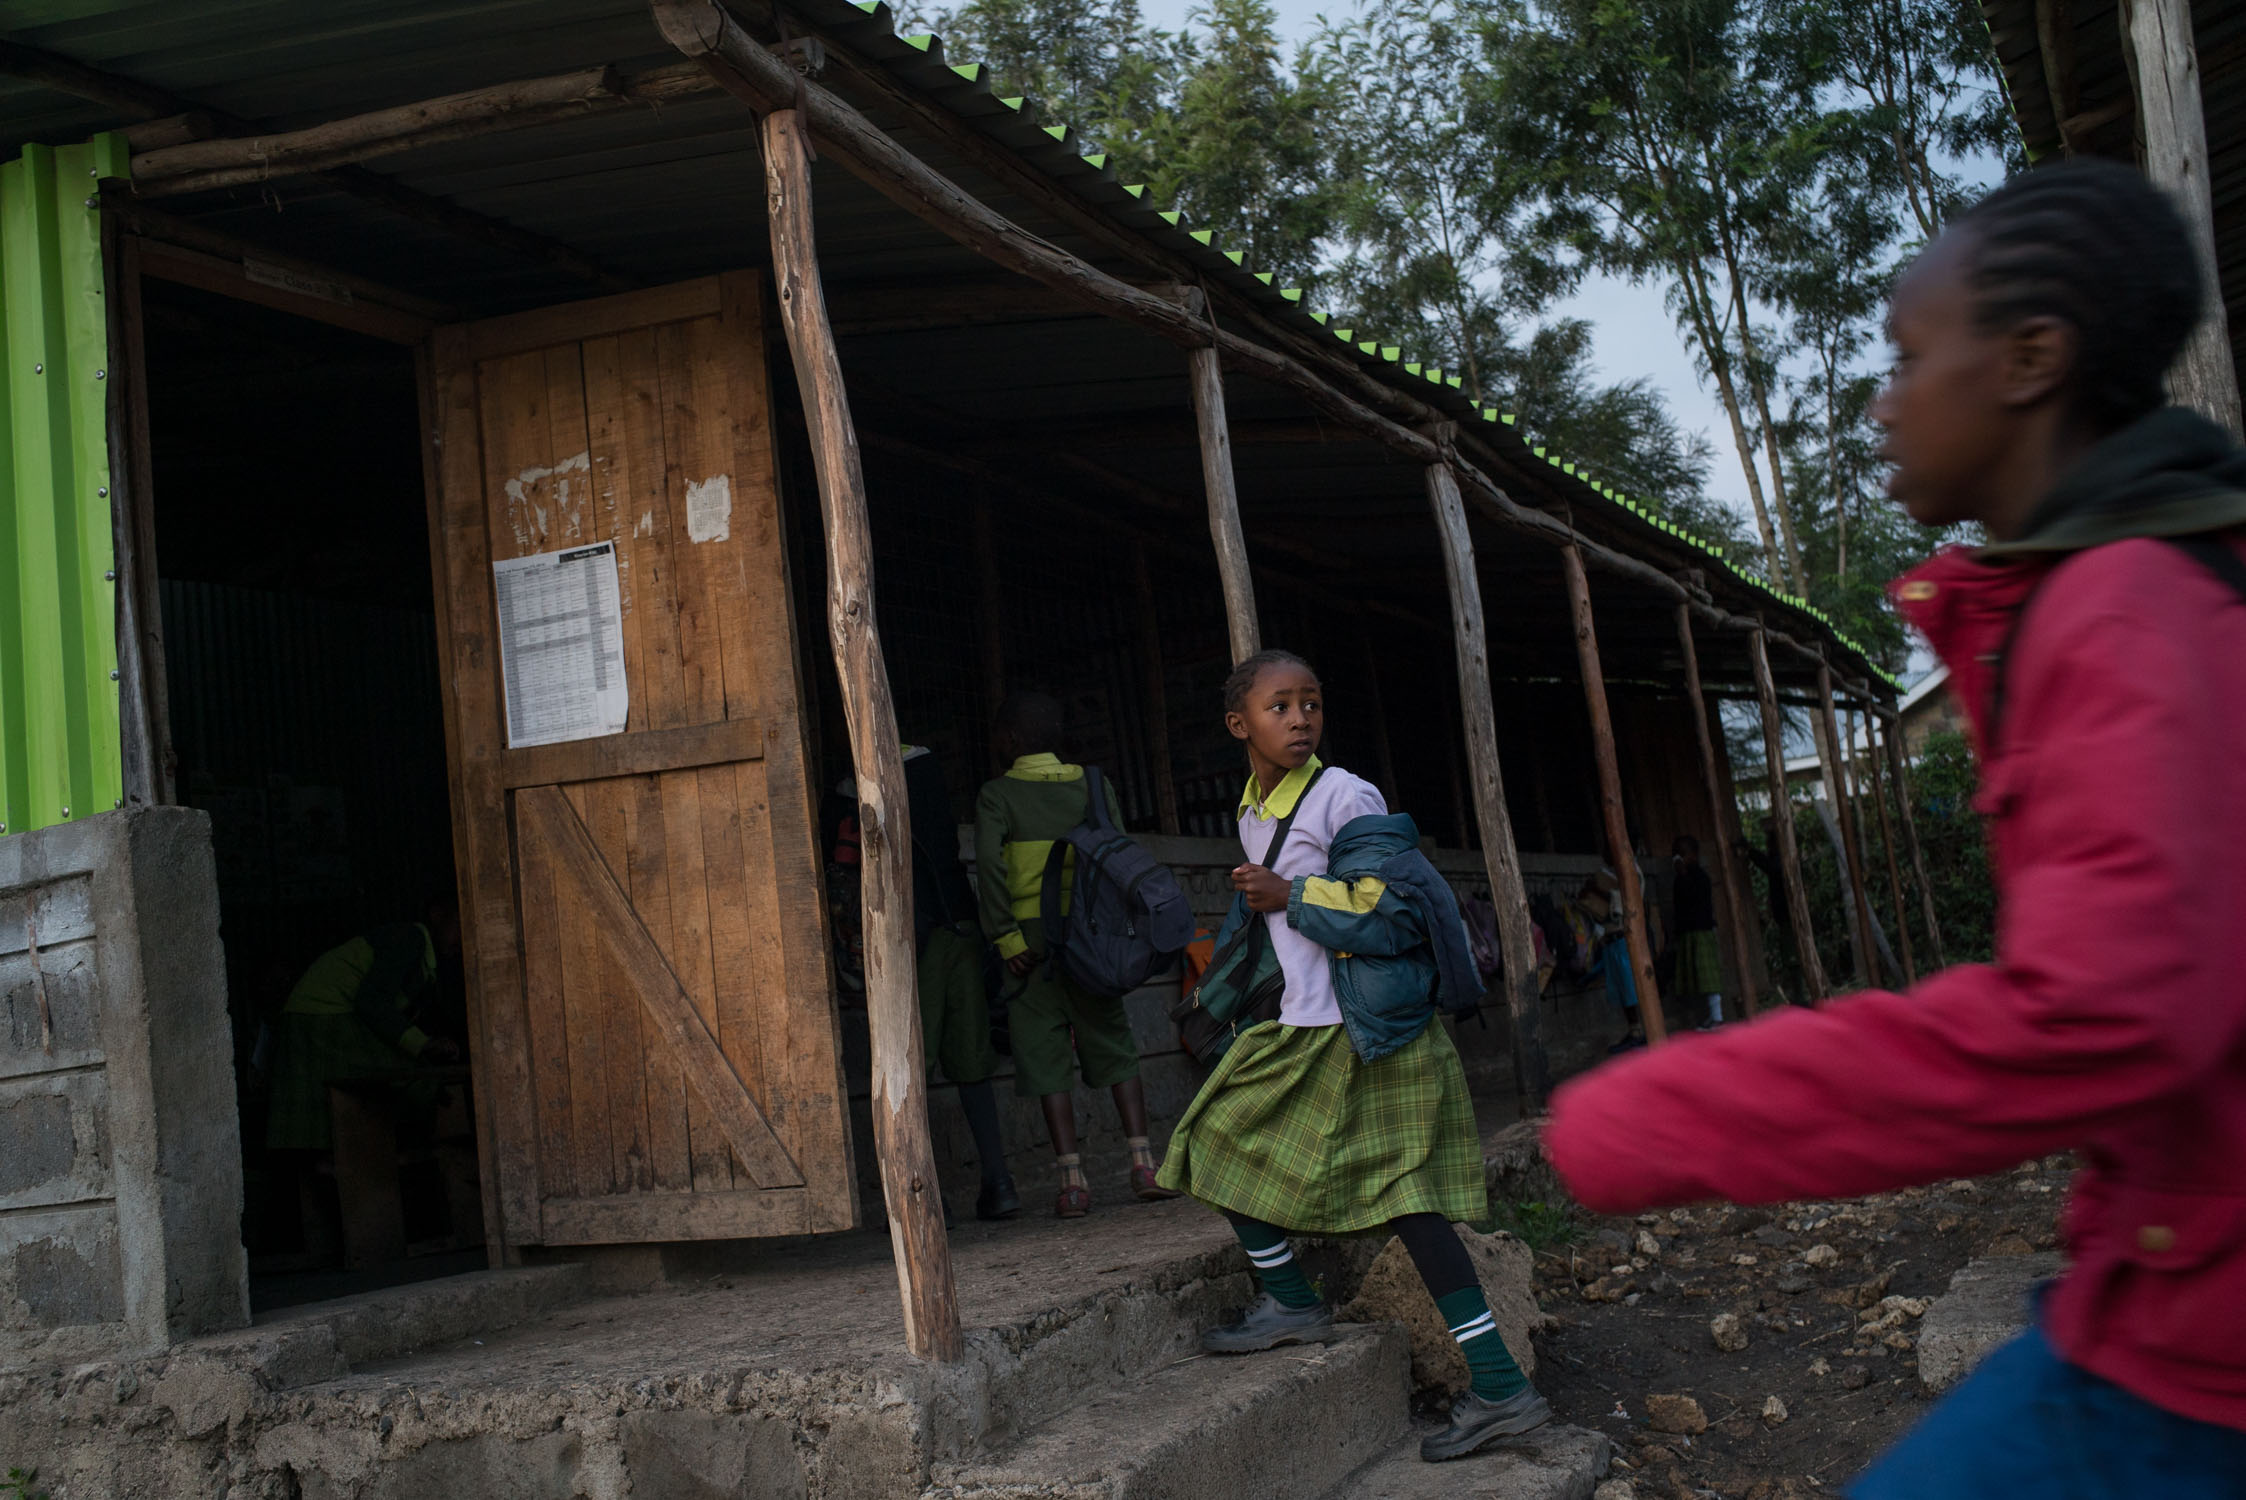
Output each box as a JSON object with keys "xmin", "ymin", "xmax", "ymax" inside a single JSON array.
[{"xmin": 139, "ymin": 277, "xmax": 481, "ymax": 1305}]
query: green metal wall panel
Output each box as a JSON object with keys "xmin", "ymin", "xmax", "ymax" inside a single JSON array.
[{"xmin": 0, "ymin": 134, "xmax": 125, "ymax": 838}]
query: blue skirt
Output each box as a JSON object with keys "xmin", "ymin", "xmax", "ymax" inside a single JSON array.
[{"xmin": 1851, "ymin": 1324, "xmax": 2246, "ymax": 1499}]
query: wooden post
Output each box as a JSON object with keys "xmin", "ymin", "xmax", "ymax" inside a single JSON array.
[
  {"xmin": 1674, "ymin": 605, "xmax": 1760, "ymax": 1017},
  {"xmin": 1183, "ymin": 292, "xmax": 1258, "ymax": 664},
  {"xmin": 761, "ymin": 108, "xmax": 961, "ymax": 1363},
  {"xmin": 2123, "ymin": 0, "xmax": 2243, "ymax": 437},
  {"xmin": 1560, "ymin": 543, "xmax": 1667, "ymax": 1045},
  {"xmin": 1130, "ymin": 542, "xmax": 1181, "ymax": 835},
  {"xmin": 1426, "ymin": 461, "xmax": 1549, "ymax": 1105},
  {"xmin": 1749, "ymin": 629, "xmax": 1829, "ymax": 1000},
  {"xmin": 1860, "ymin": 705, "xmax": 1918, "ymax": 987},
  {"xmin": 1881, "ymin": 715, "xmax": 1948, "ymax": 970},
  {"xmin": 1814, "ymin": 664, "xmax": 1874, "ymax": 985}
]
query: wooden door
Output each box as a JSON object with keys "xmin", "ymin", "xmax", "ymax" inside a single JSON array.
[{"xmin": 424, "ymin": 273, "xmax": 854, "ymax": 1251}]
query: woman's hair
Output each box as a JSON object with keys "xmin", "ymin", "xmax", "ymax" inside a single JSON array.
[
  {"xmin": 1221, "ymin": 649, "xmax": 1317, "ymax": 713},
  {"xmin": 1955, "ymin": 158, "xmax": 2204, "ymax": 429}
]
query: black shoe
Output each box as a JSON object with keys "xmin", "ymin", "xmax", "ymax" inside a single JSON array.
[
  {"xmin": 1420, "ymin": 1388, "xmax": 1553, "ymax": 1461},
  {"xmin": 1200, "ymin": 1293, "xmax": 1335, "ymax": 1354},
  {"xmin": 1606, "ymin": 1033, "xmax": 1646, "ymax": 1055},
  {"xmin": 976, "ymin": 1179, "xmax": 1021, "ymax": 1221}
]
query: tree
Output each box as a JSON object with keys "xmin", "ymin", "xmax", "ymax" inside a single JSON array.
[
  {"xmin": 1316, "ymin": 0, "xmax": 1526, "ymax": 402},
  {"xmin": 1480, "ymin": 0, "xmax": 1825, "ymax": 595}
]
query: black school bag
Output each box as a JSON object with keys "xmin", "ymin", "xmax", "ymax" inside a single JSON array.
[{"xmin": 1038, "ymin": 765, "xmax": 1194, "ymax": 998}]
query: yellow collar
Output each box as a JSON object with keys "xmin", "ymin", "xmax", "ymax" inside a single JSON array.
[
  {"xmin": 1240, "ymin": 756, "xmax": 1323, "ymax": 822},
  {"xmin": 1006, "ymin": 752, "xmax": 1082, "ymax": 783}
]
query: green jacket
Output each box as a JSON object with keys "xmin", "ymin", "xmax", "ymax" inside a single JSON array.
[
  {"xmin": 974, "ymin": 753, "xmax": 1125, "ymax": 961},
  {"xmin": 282, "ymin": 923, "xmax": 437, "ymax": 1057}
]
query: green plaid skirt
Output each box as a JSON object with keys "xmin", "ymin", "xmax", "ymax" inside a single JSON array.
[
  {"xmin": 1156, "ymin": 1020, "xmax": 1487, "ymax": 1234},
  {"xmin": 1677, "ymin": 929, "xmax": 1724, "ymax": 998}
]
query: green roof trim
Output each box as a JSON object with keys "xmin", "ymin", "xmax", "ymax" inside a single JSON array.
[{"xmin": 843, "ymin": 2, "xmax": 1885, "ymax": 685}]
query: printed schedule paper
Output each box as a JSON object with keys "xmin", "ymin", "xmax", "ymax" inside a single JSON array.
[{"xmin": 493, "ymin": 541, "xmax": 629, "ymax": 748}]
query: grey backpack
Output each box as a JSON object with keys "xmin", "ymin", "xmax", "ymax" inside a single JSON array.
[{"xmin": 1038, "ymin": 766, "xmax": 1193, "ymax": 998}]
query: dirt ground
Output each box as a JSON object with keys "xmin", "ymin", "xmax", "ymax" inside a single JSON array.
[{"xmin": 1524, "ymin": 1154, "xmax": 2073, "ymax": 1498}]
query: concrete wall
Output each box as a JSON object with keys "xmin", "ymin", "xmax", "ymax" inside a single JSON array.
[{"xmin": 0, "ymin": 806, "xmax": 248, "ymax": 1364}]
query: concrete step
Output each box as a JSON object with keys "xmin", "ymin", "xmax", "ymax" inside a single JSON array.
[
  {"xmin": 926, "ymin": 1324, "xmax": 1413, "ymax": 1500},
  {"xmin": 1321, "ymin": 1422, "xmax": 1612, "ymax": 1500}
]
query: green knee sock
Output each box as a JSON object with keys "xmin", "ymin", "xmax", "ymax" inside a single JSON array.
[
  {"xmin": 1435, "ymin": 1286, "xmax": 1530, "ymax": 1402},
  {"xmin": 1231, "ymin": 1218, "xmax": 1321, "ymax": 1310}
]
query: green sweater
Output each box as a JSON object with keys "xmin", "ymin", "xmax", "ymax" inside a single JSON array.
[{"xmin": 974, "ymin": 753, "xmax": 1125, "ymax": 960}]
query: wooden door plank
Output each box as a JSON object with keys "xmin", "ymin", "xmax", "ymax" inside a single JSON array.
[
  {"xmin": 698, "ymin": 762, "xmax": 773, "ymax": 1188},
  {"xmin": 623, "ymin": 770, "xmax": 693, "ymax": 1190},
  {"xmin": 722, "ymin": 271, "xmax": 855, "ymax": 1228},
  {"xmin": 427, "ymin": 328, "xmax": 542, "ymax": 1250},
  {"xmin": 654, "ymin": 319, "xmax": 728, "ymax": 727},
  {"xmin": 464, "ymin": 277, "xmax": 722, "ymax": 362},
  {"xmin": 584, "ymin": 777, "xmax": 653, "ymax": 1193},
  {"xmin": 582, "ymin": 333, "xmax": 650, "ymax": 732},
  {"xmin": 521, "ymin": 785, "xmax": 806, "ymax": 1188},
  {"xmin": 604, "ymin": 327, "xmax": 689, "ymax": 729},
  {"xmin": 556, "ymin": 782, "xmax": 613, "ymax": 1196},
  {"xmin": 655, "ymin": 310, "xmax": 775, "ymax": 1188},
  {"xmin": 656, "ymin": 764, "xmax": 730, "ymax": 1192},
  {"xmin": 672, "ymin": 301, "xmax": 779, "ymax": 1188},
  {"xmin": 537, "ymin": 353, "xmax": 630, "ymax": 1200},
  {"xmin": 499, "ymin": 715, "xmax": 766, "ymax": 787},
  {"xmin": 513, "ymin": 808, "xmax": 578, "ymax": 1201},
  {"xmin": 541, "ymin": 1186, "xmax": 809, "ymax": 1245}
]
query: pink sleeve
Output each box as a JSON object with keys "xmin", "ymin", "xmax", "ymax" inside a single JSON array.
[{"xmin": 1546, "ymin": 589, "xmax": 2243, "ymax": 1212}]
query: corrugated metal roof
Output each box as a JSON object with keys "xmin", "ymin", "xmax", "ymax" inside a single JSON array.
[
  {"xmin": 0, "ymin": 1, "xmax": 1894, "ymax": 685},
  {"xmin": 0, "ymin": 132, "xmax": 126, "ymax": 837}
]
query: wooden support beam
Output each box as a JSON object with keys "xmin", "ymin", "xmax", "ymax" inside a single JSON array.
[
  {"xmin": 2124, "ymin": 0, "xmax": 2243, "ymax": 436},
  {"xmin": 0, "ymin": 36, "xmax": 633, "ymax": 290},
  {"xmin": 1675, "ymin": 604, "xmax": 1759, "ymax": 1017},
  {"xmin": 1561, "ymin": 542, "xmax": 1666, "ymax": 1045},
  {"xmin": 650, "ymin": 0, "xmax": 1888, "ymax": 686},
  {"xmin": 1816, "ymin": 664, "xmax": 1875, "ymax": 986},
  {"xmin": 1187, "ymin": 306, "xmax": 1258, "ymax": 664},
  {"xmin": 1859, "ymin": 705, "xmax": 1918, "ymax": 987},
  {"xmin": 105, "ymin": 228, "xmax": 172, "ymax": 809},
  {"xmin": 1749, "ymin": 629, "xmax": 1828, "ymax": 1001},
  {"xmin": 1882, "ymin": 716, "xmax": 1947, "ymax": 970},
  {"xmin": 1427, "ymin": 461, "xmax": 1549, "ymax": 1105},
  {"xmin": 1130, "ymin": 542, "xmax": 1182, "ymax": 835},
  {"xmin": 129, "ymin": 62, "xmax": 717, "ymax": 196},
  {"xmin": 761, "ymin": 107, "xmax": 960, "ymax": 1362}
]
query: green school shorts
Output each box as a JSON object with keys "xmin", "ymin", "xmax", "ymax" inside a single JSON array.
[
  {"xmin": 1005, "ymin": 919, "xmax": 1142, "ymax": 1099},
  {"xmin": 919, "ymin": 923, "xmax": 999, "ymax": 1085}
]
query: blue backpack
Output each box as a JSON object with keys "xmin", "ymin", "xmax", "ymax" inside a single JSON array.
[{"xmin": 1038, "ymin": 765, "xmax": 1194, "ymax": 998}]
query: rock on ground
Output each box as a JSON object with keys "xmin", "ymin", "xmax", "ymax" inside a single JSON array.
[
  {"xmin": 1917, "ymin": 1252, "xmax": 2065, "ymax": 1393},
  {"xmin": 1337, "ymin": 1227, "xmax": 1539, "ymax": 1396},
  {"xmin": 1644, "ymin": 1394, "xmax": 1707, "ymax": 1435},
  {"xmin": 1710, "ymin": 1313, "xmax": 1747, "ymax": 1352}
]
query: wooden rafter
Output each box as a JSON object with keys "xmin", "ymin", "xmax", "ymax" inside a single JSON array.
[{"xmin": 0, "ymin": 38, "xmax": 636, "ymax": 291}]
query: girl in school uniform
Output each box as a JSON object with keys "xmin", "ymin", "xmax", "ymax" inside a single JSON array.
[{"xmin": 1157, "ymin": 649, "xmax": 1551, "ymax": 1463}]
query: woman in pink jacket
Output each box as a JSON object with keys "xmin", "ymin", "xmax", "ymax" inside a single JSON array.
[{"xmin": 1545, "ymin": 160, "xmax": 2246, "ymax": 1496}]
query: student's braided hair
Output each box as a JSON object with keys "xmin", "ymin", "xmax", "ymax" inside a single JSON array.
[
  {"xmin": 1954, "ymin": 159, "xmax": 2204, "ymax": 429},
  {"xmin": 1222, "ymin": 649, "xmax": 1316, "ymax": 713}
]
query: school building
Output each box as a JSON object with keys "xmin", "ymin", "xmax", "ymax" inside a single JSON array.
[{"xmin": 0, "ymin": 5, "xmax": 1929, "ymax": 1479}]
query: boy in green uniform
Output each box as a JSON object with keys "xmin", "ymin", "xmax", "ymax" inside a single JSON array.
[
  {"xmin": 265, "ymin": 902, "xmax": 463, "ymax": 1152},
  {"xmin": 975, "ymin": 692, "xmax": 1176, "ymax": 1218}
]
